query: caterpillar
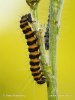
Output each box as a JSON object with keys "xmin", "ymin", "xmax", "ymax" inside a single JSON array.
[
  {"xmin": 44, "ymin": 29, "xmax": 49, "ymax": 50},
  {"xmin": 44, "ymin": 6, "xmax": 50, "ymax": 50},
  {"xmin": 20, "ymin": 13, "xmax": 45, "ymax": 84}
]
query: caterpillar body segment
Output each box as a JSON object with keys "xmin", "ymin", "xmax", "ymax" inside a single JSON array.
[{"xmin": 20, "ymin": 13, "xmax": 45, "ymax": 84}]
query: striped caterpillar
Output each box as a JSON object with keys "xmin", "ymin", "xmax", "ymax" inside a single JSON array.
[
  {"xmin": 44, "ymin": 6, "xmax": 50, "ymax": 50},
  {"xmin": 20, "ymin": 13, "xmax": 45, "ymax": 84}
]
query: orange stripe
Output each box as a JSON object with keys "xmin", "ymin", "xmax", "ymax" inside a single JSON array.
[
  {"xmin": 30, "ymin": 51, "xmax": 40, "ymax": 55},
  {"xmin": 29, "ymin": 44, "xmax": 37, "ymax": 48},
  {"xmin": 31, "ymin": 66, "xmax": 40, "ymax": 68},
  {"xmin": 27, "ymin": 36, "xmax": 35, "ymax": 42},
  {"xmin": 34, "ymin": 74, "xmax": 41, "ymax": 78},
  {"xmin": 25, "ymin": 31, "xmax": 32, "ymax": 35},
  {"xmin": 30, "ymin": 59, "xmax": 40, "ymax": 62},
  {"xmin": 22, "ymin": 25, "xmax": 31, "ymax": 31},
  {"xmin": 20, "ymin": 21, "xmax": 28, "ymax": 25}
]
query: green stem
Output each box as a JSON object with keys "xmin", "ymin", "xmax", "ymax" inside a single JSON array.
[
  {"xmin": 37, "ymin": 30, "xmax": 52, "ymax": 86},
  {"xmin": 28, "ymin": 1, "xmax": 63, "ymax": 100},
  {"xmin": 48, "ymin": 0, "xmax": 63, "ymax": 100},
  {"xmin": 30, "ymin": 18, "xmax": 51, "ymax": 86}
]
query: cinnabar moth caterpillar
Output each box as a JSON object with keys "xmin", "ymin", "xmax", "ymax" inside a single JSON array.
[
  {"xmin": 44, "ymin": 12, "xmax": 50, "ymax": 50},
  {"xmin": 20, "ymin": 13, "xmax": 45, "ymax": 84}
]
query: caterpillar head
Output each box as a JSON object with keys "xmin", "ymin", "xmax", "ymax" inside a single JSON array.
[
  {"xmin": 21, "ymin": 14, "xmax": 28, "ymax": 21},
  {"xmin": 27, "ymin": 13, "xmax": 33, "ymax": 23},
  {"xmin": 23, "ymin": 13, "xmax": 33, "ymax": 23}
]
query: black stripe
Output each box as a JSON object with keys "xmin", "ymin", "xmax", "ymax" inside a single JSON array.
[
  {"xmin": 28, "ymin": 46, "xmax": 39, "ymax": 52},
  {"xmin": 30, "ymin": 67, "xmax": 40, "ymax": 72},
  {"xmin": 25, "ymin": 32, "xmax": 34, "ymax": 39},
  {"xmin": 30, "ymin": 61, "xmax": 40, "ymax": 66},
  {"xmin": 29, "ymin": 53, "xmax": 40, "ymax": 59},
  {"xmin": 20, "ymin": 22, "xmax": 28, "ymax": 28},
  {"xmin": 32, "ymin": 70, "xmax": 41, "ymax": 76},
  {"xmin": 34, "ymin": 78, "xmax": 39, "ymax": 81},
  {"xmin": 25, "ymin": 31, "xmax": 36, "ymax": 40},
  {"xmin": 20, "ymin": 19, "xmax": 27, "ymax": 23},
  {"xmin": 23, "ymin": 28, "xmax": 31, "ymax": 34},
  {"xmin": 27, "ymin": 38, "xmax": 38, "ymax": 46},
  {"xmin": 34, "ymin": 76, "xmax": 42, "ymax": 81}
]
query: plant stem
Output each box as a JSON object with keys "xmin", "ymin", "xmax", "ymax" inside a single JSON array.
[
  {"xmin": 29, "ymin": 1, "xmax": 63, "ymax": 100},
  {"xmin": 48, "ymin": 0, "xmax": 63, "ymax": 100},
  {"xmin": 31, "ymin": 10, "xmax": 51, "ymax": 87}
]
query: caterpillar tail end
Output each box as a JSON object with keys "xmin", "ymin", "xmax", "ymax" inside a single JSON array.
[{"xmin": 37, "ymin": 77, "xmax": 45, "ymax": 84}]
